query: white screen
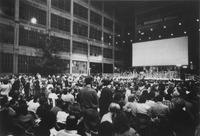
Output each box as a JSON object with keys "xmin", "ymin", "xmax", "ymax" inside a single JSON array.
[{"xmin": 132, "ymin": 37, "xmax": 188, "ymax": 66}]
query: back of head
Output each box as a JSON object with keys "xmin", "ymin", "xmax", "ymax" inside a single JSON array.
[
  {"xmin": 113, "ymin": 111, "xmax": 130, "ymax": 134},
  {"xmin": 65, "ymin": 115, "xmax": 78, "ymax": 130},
  {"xmin": 83, "ymin": 108, "xmax": 100, "ymax": 131},
  {"xmin": 84, "ymin": 76, "xmax": 93, "ymax": 85}
]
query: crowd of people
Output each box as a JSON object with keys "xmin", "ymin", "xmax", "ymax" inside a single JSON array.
[{"xmin": 0, "ymin": 73, "xmax": 199, "ymax": 136}]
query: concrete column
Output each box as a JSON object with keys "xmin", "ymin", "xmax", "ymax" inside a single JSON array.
[
  {"xmin": 87, "ymin": 0, "xmax": 91, "ymax": 75},
  {"xmin": 0, "ymin": 45, "xmax": 2, "ymax": 73},
  {"xmin": 112, "ymin": 10, "xmax": 115, "ymax": 73},
  {"xmin": 70, "ymin": 0, "xmax": 74, "ymax": 74},
  {"xmin": 101, "ymin": 2, "xmax": 104, "ymax": 73},
  {"xmin": 47, "ymin": 0, "xmax": 51, "ymax": 30},
  {"xmin": 13, "ymin": 0, "xmax": 19, "ymax": 74},
  {"xmin": 198, "ymin": 1, "xmax": 200, "ymax": 74}
]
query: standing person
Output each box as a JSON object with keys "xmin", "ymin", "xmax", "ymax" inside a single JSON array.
[
  {"xmin": 77, "ymin": 76, "xmax": 99, "ymax": 111},
  {"xmin": 99, "ymin": 79, "xmax": 113, "ymax": 117},
  {"xmin": 0, "ymin": 78, "xmax": 12, "ymax": 97}
]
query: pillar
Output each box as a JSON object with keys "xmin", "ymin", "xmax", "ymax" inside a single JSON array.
[
  {"xmin": 87, "ymin": 0, "xmax": 91, "ymax": 75},
  {"xmin": 70, "ymin": 0, "xmax": 74, "ymax": 74},
  {"xmin": 13, "ymin": 0, "xmax": 19, "ymax": 74}
]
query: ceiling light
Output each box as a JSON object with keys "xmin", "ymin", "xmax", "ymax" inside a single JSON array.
[
  {"xmin": 196, "ymin": 19, "xmax": 199, "ymax": 22},
  {"xmin": 148, "ymin": 37, "xmax": 151, "ymax": 39},
  {"xmin": 109, "ymin": 36, "xmax": 112, "ymax": 39},
  {"xmin": 171, "ymin": 33, "xmax": 174, "ymax": 36},
  {"xmin": 30, "ymin": 17, "xmax": 37, "ymax": 24},
  {"xmin": 184, "ymin": 31, "xmax": 187, "ymax": 34},
  {"xmin": 138, "ymin": 30, "xmax": 141, "ymax": 33},
  {"xmin": 139, "ymin": 38, "xmax": 141, "ymax": 41},
  {"xmin": 178, "ymin": 22, "xmax": 182, "ymax": 26},
  {"xmin": 123, "ymin": 41, "xmax": 125, "ymax": 43},
  {"xmin": 128, "ymin": 33, "xmax": 130, "ymax": 35},
  {"xmin": 163, "ymin": 25, "xmax": 166, "ymax": 29},
  {"xmin": 117, "ymin": 34, "xmax": 120, "ymax": 37},
  {"xmin": 130, "ymin": 40, "xmax": 133, "ymax": 42},
  {"xmin": 116, "ymin": 42, "xmax": 118, "ymax": 44},
  {"xmin": 141, "ymin": 32, "xmax": 144, "ymax": 35},
  {"xmin": 150, "ymin": 28, "xmax": 153, "ymax": 31},
  {"xmin": 158, "ymin": 35, "xmax": 161, "ymax": 38}
]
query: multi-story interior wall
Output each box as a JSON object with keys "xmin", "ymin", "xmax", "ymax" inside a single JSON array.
[
  {"xmin": 0, "ymin": 0, "xmax": 125, "ymax": 74},
  {"xmin": 132, "ymin": 2, "xmax": 200, "ymax": 74}
]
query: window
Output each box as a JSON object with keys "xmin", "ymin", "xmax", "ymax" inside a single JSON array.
[
  {"xmin": 0, "ymin": 24, "xmax": 14, "ymax": 44},
  {"xmin": 19, "ymin": 26, "xmax": 46, "ymax": 48},
  {"xmin": 50, "ymin": 36, "xmax": 70, "ymax": 52},
  {"xmin": 81, "ymin": 0, "xmax": 88, "ymax": 3},
  {"xmin": 0, "ymin": 0, "xmax": 14, "ymax": 18},
  {"xmin": 74, "ymin": 3, "xmax": 88, "ymax": 20},
  {"xmin": 72, "ymin": 41, "xmax": 88, "ymax": 55},
  {"xmin": 19, "ymin": 1, "xmax": 46, "ymax": 25},
  {"xmin": 90, "ymin": 45, "xmax": 102, "ymax": 56},
  {"xmin": 90, "ymin": 26, "xmax": 102, "ymax": 41},
  {"xmin": 115, "ymin": 51, "xmax": 121, "ymax": 60},
  {"xmin": 103, "ymin": 48, "xmax": 112, "ymax": 59},
  {"xmin": 73, "ymin": 22, "xmax": 88, "ymax": 37},
  {"xmin": 18, "ymin": 55, "xmax": 41, "ymax": 73},
  {"xmin": 91, "ymin": 1, "xmax": 102, "ymax": 11},
  {"xmin": 103, "ymin": 32, "xmax": 112, "ymax": 44},
  {"xmin": 72, "ymin": 60, "xmax": 87, "ymax": 74},
  {"xmin": 34, "ymin": 0, "xmax": 47, "ymax": 4},
  {"xmin": 1, "ymin": 53, "xmax": 13, "ymax": 73},
  {"xmin": 90, "ymin": 11, "xmax": 102, "ymax": 26},
  {"xmin": 104, "ymin": 17, "xmax": 113, "ymax": 30},
  {"xmin": 115, "ymin": 23, "xmax": 122, "ymax": 34},
  {"xmin": 103, "ymin": 63, "xmax": 113, "ymax": 73},
  {"xmin": 51, "ymin": 0, "xmax": 70, "ymax": 12},
  {"xmin": 51, "ymin": 14, "xmax": 70, "ymax": 32}
]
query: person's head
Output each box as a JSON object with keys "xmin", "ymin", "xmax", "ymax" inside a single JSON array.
[
  {"xmin": 84, "ymin": 76, "xmax": 93, "ymax": 86},
  {"xmin": 154, "ymin": 95, "xmax": 163, "ymax": 102},
  {"xmin": 99, "ymin": 121, "xmax": 113, "ymax": 136},
  {"xmin": 2, "ymin": 79, "xmax": 9, "ymax": 84},
  {"xmin": 0, "ymin": 95, "xmax": 8, "ymax": 107},
  {"xmin": 108, "ymin": 102, "xmax": 121, "ymax": 113},
  {"xmin": 128, "ymin": 94, "xmax": 135, "ymax": 102},
  {"xmin": 102, "ymin": 79, "xmax": 111, "ymax": 86},
  {"xmin": 68, "ymin": 102, "xmax": 82, "ymax": 119},
  {"xmin": 83, "ymin": 109, "xmax": 100, "ymax": 131},
  {"xmin": 113, "ymin": 111, "xmax": 130, "ymax": 134},
  {"xmin": 17, "ymin": 102, "xmax": 28, "ymax": 115},
  {"xmin": 65, "ymin": 115, "xmax": 78, "ymax": 130}
]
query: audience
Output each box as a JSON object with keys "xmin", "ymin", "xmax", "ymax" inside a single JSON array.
[{"xmin": 0, "ymin": 72, "xmax": 199, "ymax": 136}]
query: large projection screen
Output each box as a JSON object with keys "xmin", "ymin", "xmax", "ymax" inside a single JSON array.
[{"xmin": 132, "ymin": 37, "xmax": 188, "ymax": 66}]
